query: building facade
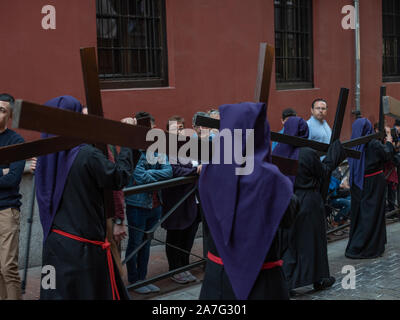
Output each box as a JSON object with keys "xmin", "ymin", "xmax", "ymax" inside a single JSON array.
[{"xmin": 1, "ymin": 0, "xmax": 399, "ymax": 140}]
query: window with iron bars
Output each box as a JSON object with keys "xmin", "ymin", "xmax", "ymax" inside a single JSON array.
[
  {"xmin": 383, "ymin": 0, "xmax": 400, "ymax": 82},
  {"xmin": 274, "ymin": 0, "xmax": 313, "ymax": 90},
  {"xmin": 96, "ymin": 0, "xmax": 168, "ymax": 89}
]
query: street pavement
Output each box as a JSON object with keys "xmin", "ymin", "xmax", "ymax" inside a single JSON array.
[
  {"xmin": 156, "ymin": 221, "xmax": 400, "ymax": 300},
  {"xmin": 20, "ymin": 221, "xmax": 400, "ymax": 300}
]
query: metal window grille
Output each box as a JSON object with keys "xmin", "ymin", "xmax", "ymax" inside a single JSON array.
[
  {"xmin": 96, "ymin": 0, "xmax": 168, "ymax": 89},
  {"xmin": 274, "ymin": 0, "xmax": 313, "ymax": 89},
  {"xmin": 383, "ymin": 0, "xmax": 400, "ymax": 82}
]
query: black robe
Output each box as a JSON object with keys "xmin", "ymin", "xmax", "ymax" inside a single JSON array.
[
  {"xmin": 345, "ymin": 140, "xmax": 394, "ymax": 259},
  {"xmin": 199, "ymin": 195, "xmax": 299, "ymax": 300},
  {"xmin": 283, "ymin": 140, "xmax": 346, "ymax": 290},
  {"xmin": 40, "ymin": 145, "xmax": 133, "ymax": 300}
]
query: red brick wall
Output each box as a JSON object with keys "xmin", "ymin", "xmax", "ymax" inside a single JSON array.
[{"xmin": 0, "ymin": 0, "xmax": 398, "ymax": 141}]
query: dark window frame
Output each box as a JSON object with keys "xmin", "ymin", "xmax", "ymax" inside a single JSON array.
[
  {"xmin": 96, "ymin": 0, "xmax": 169, "ymax": 90},
  {"xmin": 383, "ymin": 0, "xmax": 400, "ymax": 82},
  {"xmin": 274, "ymin": 0, "xmax": 314, "ymax": 90}
]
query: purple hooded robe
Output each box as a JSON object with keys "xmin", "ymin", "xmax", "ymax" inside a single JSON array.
[
  {"xmin": 35, "ymin": 96, "xmax": 83, "ymax": 241},
  {"xmin": 199, "ymin": 102, "xmax": 293, "ymax": 300}
]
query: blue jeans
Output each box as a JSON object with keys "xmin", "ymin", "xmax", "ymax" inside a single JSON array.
[
  {"xmin": 330, "ymin": 196, "xmax": 351, "ymax": 222},
  {"xmin": 125, "ymin": 205, "xmax": 162, "ymax": 284}
]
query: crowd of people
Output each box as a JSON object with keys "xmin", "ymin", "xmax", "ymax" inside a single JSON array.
[{"xmin": 0, "ymin": 92, "xmax": 398, "ymax": 300}]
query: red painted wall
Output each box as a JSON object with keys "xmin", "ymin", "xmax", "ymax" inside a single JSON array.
[{"xmin": 0, "ymin": 0, "xmax": 398, "ymax": 142}]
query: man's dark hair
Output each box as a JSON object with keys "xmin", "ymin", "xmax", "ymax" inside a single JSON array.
[
  {"xmin": 394, "ymin": 119, "xmax": 400, "ymax": 127},
  {"xmin": 282, "ymin": 108, "xmax": 297, "ymax": 121},
  {"xmin": 0, "ymin": 93, "xmax": 15, "ymax": 104},
  {"xmin": 351, "ymin": 110, "xmax": 362, "ymax": 119},
  {"xmin": 167, "ymin": 115, "xmax": 184, "ymax": 131},
  {"xmin": 311, "ymin": 98, "xmax": 328, "ymax": 109},
  {"xmin": 135, "ymin": 111, "xmax": 155, "ymax": 123}
]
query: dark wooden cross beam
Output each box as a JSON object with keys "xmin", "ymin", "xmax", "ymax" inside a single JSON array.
[
  {"xmin": 0, "ymin": 136, "xmax": 80, "ymax": 164},
  {"xmin": 380, "ymin": 86, "xmax": 386, "ymax": 131},
  {"xmin": 190, "ymin": 43, "xmax": 295, "ymax": 175},
  {"xmin": 196, "ymin": 87, "xmax": 356, "ymax": 201},
  {"xmin": 254, "ymin": 43, "xmax": 297, "ymax": 175},
  {"xmin": 321, "ymin": 86, "xmax": 387, "ymax": 199},
  {"xmin": 0, "ymin": 43, "xmax": 275, "ymax": 165},
  {"xmin": 254, "ymin": 43, "xmax": 274, "ymax": 104},
  {"xmin": 200, "ymin": 83, "xmax": 400, "ymax": 162},
  {"xmin": 0, "ymin": 48, "xmax": 113, "ymax": 166},
  {"xmin": 9, "ymin": 99, "xmax": 217, "ymax": 164},
  {"xmin": 256, "ymin": 43, "xmax": 297, "ymax": 175},
  {"xmin": 0, "ymin": 52, "xmax": 213, "ymax": 165},
  {"xmin": 195, "ymin": 46, "xmax": 358, "ymax": 176},
  {"xmin": 196, "ymin": 115, "xmax": 361, "ymax": 159},
  {"xmin": 80, "ymin": 47, "xmax": 115, "ymax": 220},
  {"xmin": 196, "ymin": 83, "xmax": 363, "ymax": 159},
  {"xmin": 327, "ymin": 86, "xmax": 387, "ymax": 149},
  {"xmin": 320, "ymin": 88, "xmax": 350, "ymax": 200}
]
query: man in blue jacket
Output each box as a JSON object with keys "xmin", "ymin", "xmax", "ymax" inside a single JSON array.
[
  {"xmin": 0, "ymin": 94, "xmax": 25, "ymax": 300},
  {"xmin": 125, "ymin": 112, "xmax": 172, "ymax": 294}
]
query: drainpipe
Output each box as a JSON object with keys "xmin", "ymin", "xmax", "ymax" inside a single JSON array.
[{"xmin": 354, "ymin": 0, "xmax": 361, "ymax": 113}]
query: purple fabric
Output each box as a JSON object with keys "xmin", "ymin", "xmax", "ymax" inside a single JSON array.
[
  {"xmin": 272, "ymin": 116, "xmax": 309, "ymax": 160},
  {"xmin": 348, "ymin": 118, "xmax": 374, "ymax": 191},
  {"xmin": 272, "ymin": 117, "xmax": 309, "ymax": 184},
  {"xmin": 198, "ymin": 102, "xmax": 293, "ymax": 300},
  {"xmin": 35, "ymin": 96, "xmax": 84, "ymax": 241}
]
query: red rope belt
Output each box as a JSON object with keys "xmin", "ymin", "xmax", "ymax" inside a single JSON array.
[
  {"xmin": 52, "ymin": 229, "xmax": 120, "ymax": 300},
  {"xmin": 364, "ymin": 170, "xmax": 383, "ymax": 178},
  {"xmin": 207, "ymin": 251, "xmax": 283, "ymax": 270}
]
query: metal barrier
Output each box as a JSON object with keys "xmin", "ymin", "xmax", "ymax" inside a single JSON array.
[
  {"xmin": 121, "ymin": 173, "xmax": 400, "ymax": 291},
  {"xmin": 122, "ymin": 176, "xmax": 206, "ymax": 291}
]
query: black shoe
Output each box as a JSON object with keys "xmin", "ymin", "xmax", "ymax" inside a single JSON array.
[{"xmin": 313, "ymin": 276, "xmax": 335, "ymax": 291}]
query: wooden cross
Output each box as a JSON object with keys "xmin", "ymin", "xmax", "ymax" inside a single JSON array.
[
  {"xmin": 80, "ymin": 47, "xmax": 115, "ymax": 220},
  {"xmin": 254, "ymin": 43, "xmax": 274, "ymax": 104},
  {"xmin": 341, "ymin": 86, "xmax": 386, "ymax": 148},
  {"xmin": 0, "ymin": 73, "xmax": 211, "ymax": 165},
  {"xmin": 319, "ymin": 87, "xmax": 350, "ymax": 199},
  {"xmin": 0, "ymin": 43, "xmax": 290, "ymax": 176},
  {"xmin": 0, "ymin": 44, "xmax": 274, "ymax": 167},
  {"xmin": 197, "ymin": 86, "xmax": 392, "ymax": 203},
  {"xmin": 195, "ymin": 42, "xmax": 362, "ymax": 181}
]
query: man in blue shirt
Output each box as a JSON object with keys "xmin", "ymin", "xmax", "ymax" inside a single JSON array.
[
  {"xmin": 307, "ymin": 99, "xmax": 332, "ymax": 144},
  {"xmin": 0, "ymin": 93, "xmax": 25, "ymax": 300}
]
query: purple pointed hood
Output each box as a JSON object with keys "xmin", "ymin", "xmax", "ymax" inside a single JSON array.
[
  {"xmin": 272, "ymin": 116, "xmax": 309, "ymax": 160},
  {"xmin": 348, "ymin": 118, "xmax": 374, "ymax": 190},
  {"xmin": 272, "ymin": 116, "xmax": 309, "ymax": 184},
  {"xmin": 199, "ymin": 102, "xmax": 293, "ymax": 300},
  {"xmin": 35, "ymin": 95, "xmax": 84, "ymax": 241}
]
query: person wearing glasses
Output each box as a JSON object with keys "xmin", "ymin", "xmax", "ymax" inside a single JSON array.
[{"xmin": 307, "ymin": 99, "xmax": 331, "ymax": 145}]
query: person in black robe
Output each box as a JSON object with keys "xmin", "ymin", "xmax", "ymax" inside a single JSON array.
[
  {"xmin": 36, "ymin": 96, "xmax": 134, "ymax": 300},
  {"xmin": 198, "ymin": 102, "xmax": 299, "ymax": 300},
  {"xmin": 283, "ymin": 140, "xmax": 346, "ymax": 292},
  {"xmin": 345, "ymin": 118, "xmax": 395, "ymax": 259}
]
